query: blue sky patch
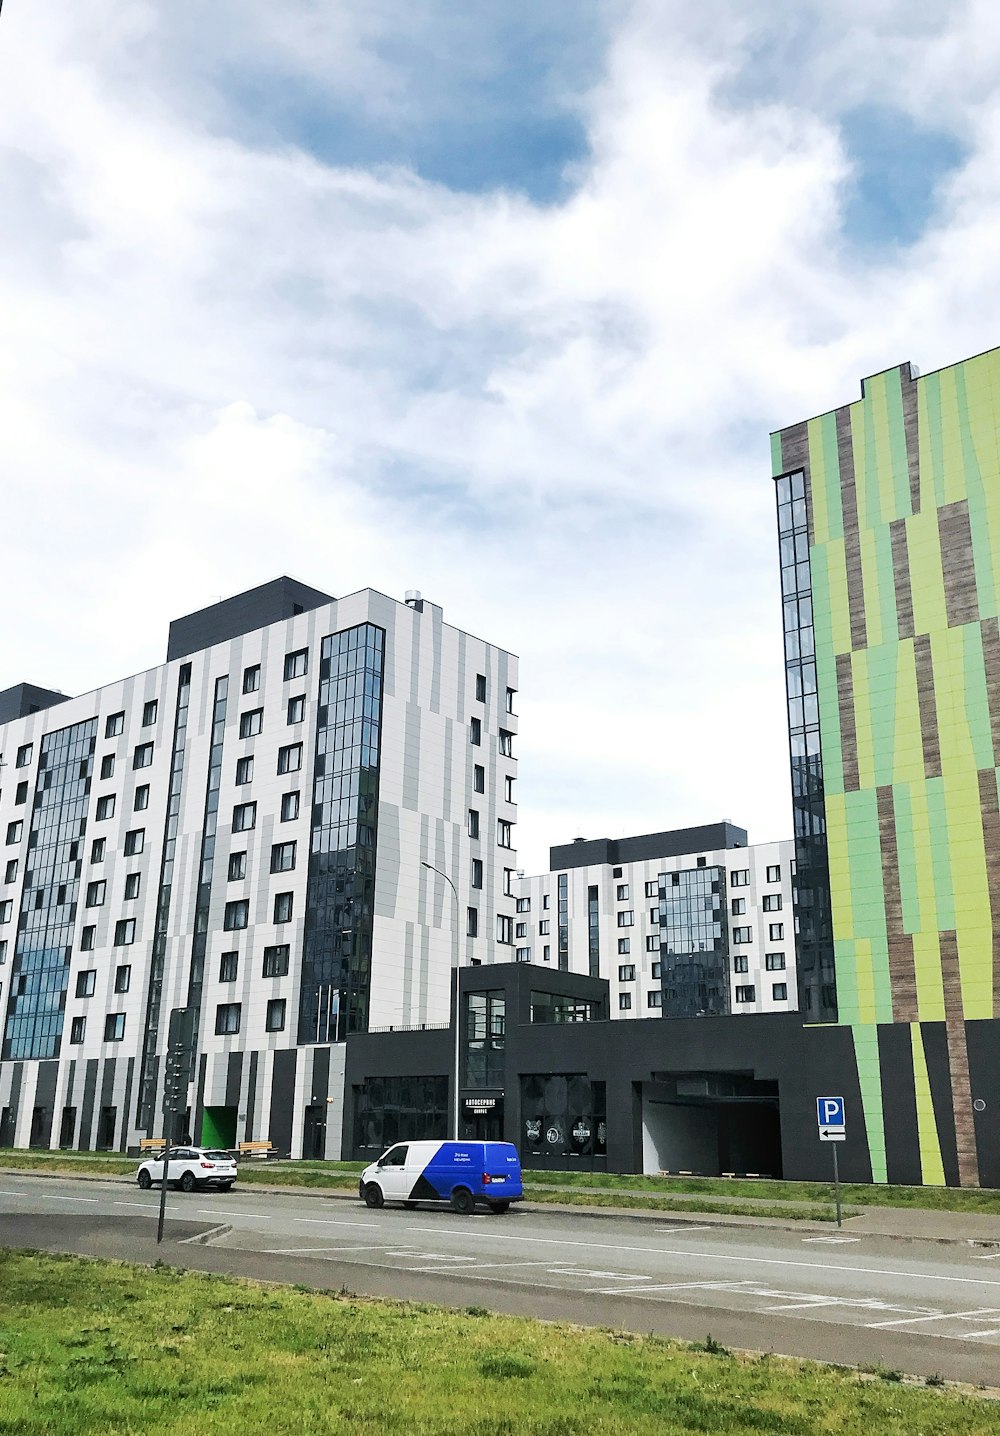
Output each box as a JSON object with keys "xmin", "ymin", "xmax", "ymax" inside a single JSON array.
[{"xmin": 839, "ymin": 104, "xmax": 966, "ymax": 250}]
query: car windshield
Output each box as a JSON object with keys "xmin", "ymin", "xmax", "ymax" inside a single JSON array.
[{"xmin": 202, "ymin": 1151, "xmax": 233, "ymax": 1161}]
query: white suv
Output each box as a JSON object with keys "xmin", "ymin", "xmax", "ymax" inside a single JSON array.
[{"xmin": 136, "ymin": 1146, "xmax": 237, "ymax": 1193}]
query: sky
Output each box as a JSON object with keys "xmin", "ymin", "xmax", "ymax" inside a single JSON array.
[{"xmin": 2, "ymin": 1, "xmax": 1000, "ymax": 875}]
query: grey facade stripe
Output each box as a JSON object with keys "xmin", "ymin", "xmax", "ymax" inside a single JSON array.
[
  {"xmin": 912, "ymin": 633, "xmax": 943, "ymax": 780},
  {"xmin": 1, "ymin": 1063, "xmax": 23, "ymax": 1145},
  {"xmin": 889, "ymin": 520, "xmax": 915, "ymax": 640},
  {"xmin": 967, "ymin": 1021, "xmax": 1000, "ymax": 1188},
  {"xmin": 33, "ymin": 1061, "xmax": 59, "ymax": 1148},
  {"xmin": 193, "ymin": 1052, "xmax": 208, "ymax": 1146},
  {"xmin": 876, "ymin": 1024, "xmax": 921, "ymax": 1186},
  {"xmin": 374, "ymin": 801, "xmax": 401, "ymax": 920},
  {"xmin": 245, "ymin": 1050, "xmax": 259, "ymax": 1140},
  {"xmin": 835, "ymin": 404, "xmax": 868, "ymax": 651},
  {"xmin": 876, "ymin": 786, "xmax": 917, "ymax": 1023},
  {"xmin": 268, "ymin": 1047, "xmax": 297, "ymax": 1156},
  {"xmin": 430, "ymin": 605, "xmax": 443, "ymax": 715},
  {"xmin": 939, "ymin": 933, "xmax": 980, "ymax": 1187},
  {"xmin": 899, "ymin": 364, "xmax": 921, "ymax": 515},
  {"xmin": 402, "ymin": 703, "xmax": 422, "ymax": 811},
  {"xmin": 979, "ymin": 618, "xmax": 1000, "ymax": 766},
  {"xmin": 779, "ymin": 422, "xmax": 810, "ymax": 485},
  {"xmin": 938, "ymin": 499, "xmax": 980, "ymax": 628},
  {"xmin": 65, "ymin": 1058, "xmax": 76, "ymax": 1108},
  {"xmin": 99, "ymin": 1057, "xmax": 117, "ymax": 1147},
  {"xmin": 835, "ymin": 652, "xmax": 860, "ymax": 792},
  {"xmin": 78, "ymin": 1058, "xmax": 98, "ymax": 1150},
  {"xmin": 921, "ymin": 1022, "xmax": 960, "ymax": 1188},
  {"xmin": 402, "ymin": 921, "xmax": 414, "ymax": 1020},
  {"xmin": 225, "ymin": 1051, "xmax": 243, "ymax": 1109},
  {"xmin": 121, "ymin": 1058, "xmax": 135, "ymax": 1152},
  {"xmin": 311, "ymin": 1046, "xmax": 330, "ymax": 1103}
]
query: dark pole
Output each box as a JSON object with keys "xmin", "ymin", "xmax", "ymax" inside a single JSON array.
[
  {"xmin": 155, "ymin": 1117, "xmax": 172, "ymax": 1245},
  {"xmin": 832, "ymin": 1143, "xmax": 843, "ymax": 1229}
]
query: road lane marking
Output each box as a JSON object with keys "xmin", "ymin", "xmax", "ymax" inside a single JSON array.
[
  {"xmin": 406, "ymin": 1227, "xmax": 1000, "ymax": 1288},
  {"xmin": 653, "ymin": 1226, "xmax": 711, "ymax": 1235},
  {"xmin": 965, "ymin": 1328, "xmax": 1000, "ymax": 1339},
  {"xmin": 37, "ymin": 1195, "xmax": 99, "ymax": 1203},
  {"xmin": 802, "ymin": 1237, "xmax": 860, "ymax": 1244},
  {"xmin": 197, "ymin": 1211, "xmax": 271, "ymax": 1220},
  {"xmin": 868, "ymin": 1307, "xmax": 1000, "ymax": 1330},
  {"xmin": 294, "ymin": 1218, "xmax": 380, "ymax": 1228}
]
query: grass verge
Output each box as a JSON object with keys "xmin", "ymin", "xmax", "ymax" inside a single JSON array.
[{"xmin": 0, "ymin": 1249, "xmax": 995, "ymax": 1435}]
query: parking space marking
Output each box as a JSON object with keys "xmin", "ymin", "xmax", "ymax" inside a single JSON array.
[
  {"xmin": 868, "ymin": 1307, "xmax": 1000, "ymax": 1330},
  {"xmin": 803, "ymin": 1237, "xmax": 861, "ymax": 1244}
]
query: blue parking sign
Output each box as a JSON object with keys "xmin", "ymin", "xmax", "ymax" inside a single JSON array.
[{"xmin": 817, "ymin": 1096, "xmax": 845, "ymax": 1140}]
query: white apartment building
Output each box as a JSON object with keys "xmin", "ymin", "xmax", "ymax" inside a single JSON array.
[
  {"xmin": 515, "ymin": 824, "xmax": 797, "ymax": 1019},
  {"xmin": 0, "ymin": 578, "xmax": 517, "ymax": 1159}
]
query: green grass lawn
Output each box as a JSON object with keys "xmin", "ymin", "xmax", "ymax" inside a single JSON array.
[{"xmin": 0, "ymin": 1249, "xmax": 995, "ymax": 1435}]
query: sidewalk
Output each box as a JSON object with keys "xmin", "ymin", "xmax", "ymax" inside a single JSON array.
[{"xmin": 5, "ymin": 1165, "xmax": 1000, "ymax": 1246}]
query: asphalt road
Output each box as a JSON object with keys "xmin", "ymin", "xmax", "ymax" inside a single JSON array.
[{"xmin": 3, "ymin": 1172, "xmax": 1000, "ymax": 1384}]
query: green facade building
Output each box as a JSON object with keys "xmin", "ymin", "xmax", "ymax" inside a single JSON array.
[{"xmin": 773, "ymin": 348, "xmax": 1000, "ymax": 1187}]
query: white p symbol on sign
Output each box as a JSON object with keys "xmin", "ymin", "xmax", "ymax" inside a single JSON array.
[{"xmin": 818, "ymin": 1097, "xmax": 844, "ymax": 1125}]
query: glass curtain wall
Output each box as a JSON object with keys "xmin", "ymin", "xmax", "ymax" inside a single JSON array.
[{"xmin": 658, "ymin": 866, "xmax": 728, "ymax": 1017}]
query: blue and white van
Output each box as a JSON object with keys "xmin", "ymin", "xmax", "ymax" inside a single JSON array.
[{"xmin": 359, "ymin": 1140, "xmax": 523, "ymax": 1215}]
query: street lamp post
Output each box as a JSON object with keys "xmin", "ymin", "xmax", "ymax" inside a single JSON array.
[{"xmin": 421, "ymin": 860, "xmax": 462, "ymax": 1140}]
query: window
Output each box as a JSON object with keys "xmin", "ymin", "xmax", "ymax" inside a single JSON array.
[
  {"xmin": 542, "ymin": 894, "xmax": 550, "ymax": 909},
  {"xmin": 283, "ymin": 649, "xmax": 308, "ymax": 681},
  {"xmin": 277, "ymin": 743, "xmax": 302, "ymax": 775},
  {"xmin": 133, "ymin": 785, "xmax": 149, "ymax": 812},
  {"xmin": 124, "ymin": 873, "xmax": 141, "ymax": 901},
  {"xmin": 731, "ymin": 897, "xmax": 746, "ymax": 915},
  {"xmin": 538, "ymin": 919, "xmax": 550, "ymax": 935},
  {"xmin": 273, "ymin": 891, "xmax": 293, "ymax": 924},
  {"xmin": 224, "ymin": 899, "xmax": 249, "ymax": 930},
  {"xmin": 80, "ymin": 925, "xmax": 95, "ymax": 951},
  {"xmin": 287, "ymin": 694, "xmax": 305, "ymax": 725},
  {"xmin": 504, "ymin": 775, "xmax": 514, "ymax": 804},
  {"xmin": 468, "ymin": 809, "xmax": 480, "ymax": 840},
  {"xmin": 733, "ymin": 954, "xmax": 749, "ymax": 973},
  {"xmin": 645, "ymin": 880, "xmax": 658, "ymax": 898},
  {"xmin": 732, "ymin": 926, "xmax": 752, "ymax": 944},
  {"xmin": 100, "ymin": 754, "xmax": 115, "ymax": 780},
  {"xmin": 0, "ymin": 900, "xmax": 11, "ymax": 924},
  {"xmin": 496, "ymin": 914, "xmax": 513, "ymax": 944},
  {"xmin": 515, "ymin": 946, "xmax": 531, "ymax": 962},
  {"xmin": 266, "ymin": 999, "xmax": 286, "ymax": 1032},
  {"xmin": 473, "ymin": 764, "xmax": 485, "ymax": 793},
  {"xmin": 497, "ymin": 820, "xmax": 512, "ymax": 848},
  {"xmin": 239, "ymin": 709, "xmax": 263, "ymax": 739},
  {"xmin": 86, "ymin": 880, "xmax": 106, "ymax": 908},
  {"xmin": 0, "ymin": 939, "xmax": 6, "ymax": 963},
  {"xmin": 114, "ymin": 919, "xmax": 136, "ymax": 946},
  {"xmin": 730, "ymin": 869, "xmax": 749, "ymax": 888},
  {"xmin": 515, "ymin": 922, "xmax": 526, "ymax": 938},
  {"xmin": 772, "ymin": 983, "xmax": 788, "ymax": 1001},
  {"xmin": 70, "ymin": 1016, "xmax": 86, "ymax": 1044},
  {"xmin": 220, "ymin": 951, "xmax": 239, "ymax": 981},
  {"xmin": 467, "ymin": 907, "xmax": 479, "ymax": 938},
  {"xmin": 243, "ymin": 664, "xmax": 260, "ymax": 694},
  {"xmin": 270, "ymin": 841, "xmax": 296, "ymax": 874},
  {"xmin": 617, "ymin": 937, "xmax": 630, "ymax": 954},
  {"xmin": 104, "ymin": 1013, "xmax": 126, "ymax": 1042},
  {"xmin": 142, "ymin": 700, "xmax": 158, "ymax": 727},
  {"xmin": 15, "ymin": 780, "xmax": 28, "ymax": 804},
  {"xmin": 506, "ymin": 687, "xmax": 516, "ymax": 714},
  {"xmin": 228, "ymin": 851, "xmax": 247, "ymax": 881},
  {"xmin": 647, "ymin": 990, "xmax": 663, "ymax": 1008},
  {"xmin": 235, "ymin": 755, "xmax": 254, "ymax": 785},
  {"xmin": 263, "ymin": 944, "xmax": 289, "ymax": 977},
  {"xmin": 114, "ymin": 965, "xmax": 131, "ymax": 994},
  {"xmin": 651, "ymin": 961, "xmax": 662, "ymax": 979},
  {"xmin": 124, "ymin": 828, "xmax": 144, "ymax": 857},
  {"xmin": 735, "ymin": 985, "xmax": 756, "ymax": 1003},
  {"xmin": 133, "ymin": 742, "xmax": 153, "ymax": 769},
  {"xmin": 3, "ymin": 859, "xmax": 17, "ymax": 884},
  {"xmin": 649, "ymin": 907, "xmax": 659, "ymax": 923},
  {"xmin": 16, "ymin": 743, "xmax": 33, "ymax": 768},
  {"xmin": 616, "ymin": 910, "xmax": 634, "ymax": 927},
  {"xmin": 618, "ymin": 964, "xmax": 635, "ymax": 982},
  {"xmin": 619, "ymin": 993, "xmax": 632, "ymax": 1011},
  {"xmin": 765, "ymin": 952, "xmax": 786, "ymax": 971},
  {"xmin": 215, "ymin": 1003, "xmax": 241, "ymax": 1035},
  {"xmin": 516, "ymin": 896, "xmax": 530, "ymax": 913},
  {"xmin": 96, "ymin": 795, "xmax": 115, "ymax": 821},
  {"xmin": 769, "ymin": 923, "xmax": 784, "ymax": 942},
  {"xmin": 475, "ymin": 673, "xmax": 487, "ymax": 702},
  {"xmin": 233, "ymin": 802, "xmax": 257, "ymax": 832},
  {"xmin": 75, "ymin": 969, "xmax": 96, "ymax": 998},
  {"xmin": 766, "ymin": 864, "xmax": 781, "ymax": 883},
  {"xmin": 105, "ymin": 712, "xmax": 124, "ymax": 739},
  {"xmin": 90, "ymin": 838, "xmax": 106, "ymax": 864},
  {"xmin": 469, "ymin": 716, "xmax": 482, "ymax": 746},
  {"xmin": 763, "ymin": 894, "xmax": 782, "ymax": 912},
  {"xmin": 280, "ymin": 791, "xmax": 300, "ymax": 822},
  {"xmin": 6, "ymin": 821, "xmax": 22, "ymax": 845},
  {"xmin": 646, "ymin": 935, "xmax": 661, "ymax": 952},
  {"xmin": 616, "ymin": 883, "xmax": 630, "ymax": 901},
  {"xmin": 504, "ymin": 868, "xmax": 514, "ymax": 897},
  {"xmin": 471, "ymin": 858, "xmax": 483, "ymax": 889},
  {"xmin": 543, "ymin": 945, "xmax": 550, "ymax": 960},
  {"xmin": 498, "ymin": 729, "xmax": 513, "ymax": 757}
]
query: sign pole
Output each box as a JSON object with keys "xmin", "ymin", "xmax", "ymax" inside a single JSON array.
[
  {"xmin": 832, "ymin": 1141, "xmax": 842, "ymax": 1229},
  {"xmin": 155, "ymin": 1113, "xmax": 172, "ymax": 1245}
]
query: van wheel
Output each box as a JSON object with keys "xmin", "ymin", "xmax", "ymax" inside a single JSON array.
[
  {"xmin": 364, "ymin": 1183, "xmax": 384, "ymax": 1209},
  {"xmin": 451, "ymin": 1187, "xmax": 475, "ymax": 1216},
  {"xmin": 486, "ymin": 1200, "xmax": 510, "ymax": 1214},
  {"xmin": 403, "ymin": 1201, "xmax": 417, "ymax": 1210}
]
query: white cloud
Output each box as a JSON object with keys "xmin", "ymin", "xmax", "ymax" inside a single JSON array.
[{"xmin": 2, "ymin": 1, "xmax": 1000, "ymax": 872}]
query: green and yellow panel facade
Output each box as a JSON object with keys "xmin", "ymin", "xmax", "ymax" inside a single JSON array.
[{"xmin": 773, "ymin": 349, "xmax": 1000, "ymax": 1187}]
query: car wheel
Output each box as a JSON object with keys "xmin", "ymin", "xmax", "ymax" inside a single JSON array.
[
  {"xmin": 403, "ymin": 1200, "xmax": 417, "ymax": 1210},
  {"xmin": 451, "ymin": 1187, "xmax": 475, "ymax": 1216},
  {"xmin": 179, "ymin": 1170, "xmax": 196, "ymax": 1194},
  {"xmin": 486, "ymin": 1200, "xmax": 510, "ymax": 1214},
  {"xmin": 137, "ymin": 1170, "xmax": 152, "ymax": 1190},
  {"xmin": 363, "ymin": 1183, "xmax": 384, "ymax": 1209}
]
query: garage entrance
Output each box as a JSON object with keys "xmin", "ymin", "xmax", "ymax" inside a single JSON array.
[{"xmin": 641, "ymin": 1072, "xmax": 782, "ymax": 1178}]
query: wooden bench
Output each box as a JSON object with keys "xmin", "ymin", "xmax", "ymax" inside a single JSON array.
[
  {"xmin": 238, "ymin": 1141, "xmax": 278, "ymax": 1159},
  {"xmin": 139, "ymin": 1138, "xmax": 167, "ymax": 1153}
]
